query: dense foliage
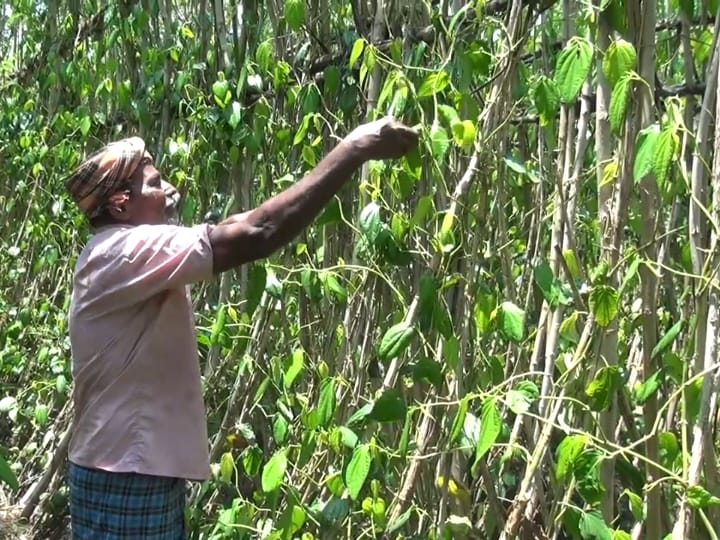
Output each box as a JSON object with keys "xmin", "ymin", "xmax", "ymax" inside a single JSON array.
[{"xmin": 2, "ymin": 0, "xmax": 720, "ymax": 539}]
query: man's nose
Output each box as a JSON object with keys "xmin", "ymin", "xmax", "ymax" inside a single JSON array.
[{"xmin": 161, "ymin": 180, "xmax": 178, "ymax": 197}]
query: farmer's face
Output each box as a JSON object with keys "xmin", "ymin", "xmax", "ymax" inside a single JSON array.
[{"xmin": 108, "ymin": 155, "xmax": 180, "ymax": 225}]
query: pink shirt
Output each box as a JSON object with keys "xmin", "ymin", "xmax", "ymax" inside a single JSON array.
[{"xmin": 67, "ymin": 223, "xmax": 215, "ymax": 481}]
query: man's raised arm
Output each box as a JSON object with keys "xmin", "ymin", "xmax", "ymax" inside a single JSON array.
[{"xmin": 209, "ymin": 117, "xmax": 418, "ymax": 273}]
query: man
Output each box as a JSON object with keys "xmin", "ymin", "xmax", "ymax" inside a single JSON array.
[{"xmin": 63, "ymin": 116, "xmax": 418, "ymax": 539}]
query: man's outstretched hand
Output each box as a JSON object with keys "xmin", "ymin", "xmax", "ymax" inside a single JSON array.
[{"xmin": 344, "ymin": 116, "xmax": 420, "ymax": 161}]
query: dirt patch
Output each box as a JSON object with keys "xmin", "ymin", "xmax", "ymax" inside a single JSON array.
[{"xmin": 0, "ymin": 506, "xmax": 31, "ymax": 540}]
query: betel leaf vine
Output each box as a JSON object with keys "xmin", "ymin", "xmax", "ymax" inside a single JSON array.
[{"xmin": 3, "ymin": 0, "xmax": 720, "ymax": 538}]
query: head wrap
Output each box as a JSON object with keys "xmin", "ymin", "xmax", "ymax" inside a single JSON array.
[{"xmin": 65, "ymin": 136, "xmax": 149, "ymax": 218}]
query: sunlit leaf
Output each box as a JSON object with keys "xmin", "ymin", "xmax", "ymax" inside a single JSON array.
[
  {"xmin": 687, "ymin": 485, "xmax": 720, "ymax": 509},
  {"xmin": 378, "ymin": 321, "xmax": 416, "ymax": 363},
  {"xmin": 589, "ymin": 285, "xmax": 619, "ymax": 327},
  {"xmin": 556, "ymin": 435, "xmax": 588, "ymax": 482},
  {"xmin": 475, "ymin": 398, "xmax": 501, "ymax": 461},
  {"xmin": 634, "ymin": 123, "xmax": 661, "ymax": 183},
  {"xmin": 417, "ymin": 71, "xmax": 450, "ymax": 98},
  {"xmin": 579, "ymin": 510, "xmax": 612, "ymax": 540},
  {"xmin": 609, "ymin": 74, "xmax": 632, "ymax": 135},
  {"xmin": 603, "ymin": 39, "xmax": 637, "ymax": 88},
  {"xmin": 498, "ymin": 301, "xmax": 525, "ymax": 343},
  {"xmin": 344, "ymin": 444, "xmax": 371, "ymax": 500},
  {"xmin": 261, "ymin": 449, "xmax": 287, "ymax": 492},
  {"xmin": 554, "ymin": 37, "xmax": 593, "ymax": 103},
  {"xmin": 284, "ymin": 0, "xmax": 305, "ymax": 30},
  {"xmin": 653, "ymin": 125, "xmax": 678, "ymax": 187}
]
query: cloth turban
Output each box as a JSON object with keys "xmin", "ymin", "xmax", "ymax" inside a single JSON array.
[{"xmin": 65, "ymin": 137, "xmax": 150, "ymax": 218}]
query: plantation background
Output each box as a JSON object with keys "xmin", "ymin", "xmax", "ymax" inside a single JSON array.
[{"xmin": 1, "ymin": 0, "xmax": 720, "ymax": 539}]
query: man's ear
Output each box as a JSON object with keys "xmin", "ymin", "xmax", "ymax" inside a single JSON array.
[{"xmin": 105, "ymin": 191, "xmax": 132, "ymax": 221}]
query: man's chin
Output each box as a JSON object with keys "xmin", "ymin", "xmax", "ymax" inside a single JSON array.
[{"xmin": 165, "ymin": 208, "xmax": 179, "ymax": 225}]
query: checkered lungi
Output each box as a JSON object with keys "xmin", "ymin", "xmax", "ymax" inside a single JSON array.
[{"xmin": 68, "ymin": 462, "xmax": 187, "ymax": 539}]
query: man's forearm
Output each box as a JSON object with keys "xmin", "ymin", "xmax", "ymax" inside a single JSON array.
[
  {"xmin": 249, "ymin": 140, "xmax": 364, "ymax": 248},
  {"xmin": 210, "ymin": 139, "xmax": 366, "ymax": 269}
]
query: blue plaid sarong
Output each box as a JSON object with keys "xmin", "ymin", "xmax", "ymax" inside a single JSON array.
[{"xmin": 68, "ymin": 462, "xmax": 187, "ymax": 539}]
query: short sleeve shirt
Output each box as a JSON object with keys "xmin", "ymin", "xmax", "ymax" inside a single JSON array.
[{"xmin": 67, "ymin": 223, "xmax": 215, "ymax": 481}]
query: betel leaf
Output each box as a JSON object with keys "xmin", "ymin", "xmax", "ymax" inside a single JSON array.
[
  {"xmin": 212, "ymin": 79, "xmax": 230, "ymax": 106},
  {"xmin": 274, "ymin": 415, "xmax": 289, "ymax": 445},
  {"xmin": 653, "ymin": 125, "xmax": 678, "ymax": 188},
  {"xmin": 359, "ymin": 202, "xmax": 382, "ymax": 244},
  {"xmin": 498, "ymin": 301, "xmax": 525, "ymax": 343},
  {"xmin": 349, "ymin": 38, "xmax": 366, "ymax": 69},
  {"xmin": 412, "ymin": 358, "xmax": 443, "ymax": 388},
  {"xmin": 554, "ymin": 37, "xmax": 593, "ymax": 104},
  {"xmin": 585, "ymin": 366, "xmax": 622, "ymax": 412},
  {"xmin": 634, "ymin": 123, "xmax": 661, "ymax": 183},
  {"xmin": 284, "ymin": 0, "xmax": 305, "ymax": 31},
  {"xmin": 314, "ymin": 378, "xmax": 337, "ymax": 428},
  {"xmin": 283, "ymin": 348, "xmax": 304, "ymax": 390},
  {"xmin": 687, "ymin": 484, "xmax": 720, "ymax": 509},
  {"xmin": 506, "ymin": 389, "xmax": 532, "ymax": 414},
  {"xmin": 622, "ymin": 489, "xmax": 645, "ymax": 521},
  {"xmin": 0, "ymin": 453, "xmax": 18, "ymax": 491},
  {"xmin": 242, "ymin": 446, "xmax": 263, "ymax": 476},
  {"xmin": 609, "ymin": 74, "xmax": 632, "ymax": 135},
  {"xmin": 450, "ymin": 397, "xmax": 470, "ymax": 445},
  {"xmin": 579, "ymin": 510, "xmax": 613, "ymax": 540},
  {"xmin": 589, "ymin": 285, "xmax": 619, "ymax": 327},
  {"xmin": 602, "ymin": 39, "xmax": 637, "ymax": 88},
  {"xmin": 475, "ymin": 398, "xmax": 502, "ymax": 462},
  {"xmin": 533, "ymin": 76, "xmax": 560, "ymax": 126},
  {"xmin": 220, "ymin": 451, "xmax": 234, "ymax": 482},
  {"xmin": 430, "ymin": 122, "xmax": 451, "ymax": 163},
  {"xmin": 369, "ymin": 389, "xmax": 407, "ymax": 423},
  {"xmin": 506, "ymin": 382, "xmax": 539, "ymax": 415},
  {"xmin": 451, "ymin": 119, "xmax": 477, "ymax": 149},
  {"xmin": 246, "ymin": 264, "xmax": 266, "ymax": 316},
  {"xmin": 347, "ymin": 403, "xmax": 373, "ymax": 427},
  {"xmin": 633, "ymin": 369, "xmax": 663, "ymax": 405},
  {"xmin": 378, "ymin": 321, "xmax": 416, "ymax": 363},
  {"xmin": 679, "ymin": 0, "xmax": 695, "ymax": 19},
  {"xmin": 344, "ymin": 444, "xmax": 372, "ymax": 500},
  {"xmin": 261, "ymin": 448, "xmax": 288, "ymax": 492},
  {"xmin": 652, "ymin": 320, "xmax": 683, "ymax": 359},
  {"xmin": 417, "ymin": 71, "xmax": 450, "ymax": 98},
  {"xmin": 534, "ymin": 260, "xmax": 573, "ymax": 307},
  {"xmin": 438, "ymin": 104, "xmax": 461, "ymax": 127},
  {"xmin": 556, "ymin": 434, "xmax": 588, "ymax": 482},
  {"xmin": 398, "ymin": 408, "xmax": 414, "ymax": 458}
]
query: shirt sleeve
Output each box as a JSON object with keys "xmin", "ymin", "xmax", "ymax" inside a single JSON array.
[{"xmin": 74, "ymin": 223, "xmax": 216, "ymax": 310}]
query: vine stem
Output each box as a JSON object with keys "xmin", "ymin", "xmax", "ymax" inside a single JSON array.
[{"xmin": 500, "ymin": 314, "xmax": 595, "ymax": 539}]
